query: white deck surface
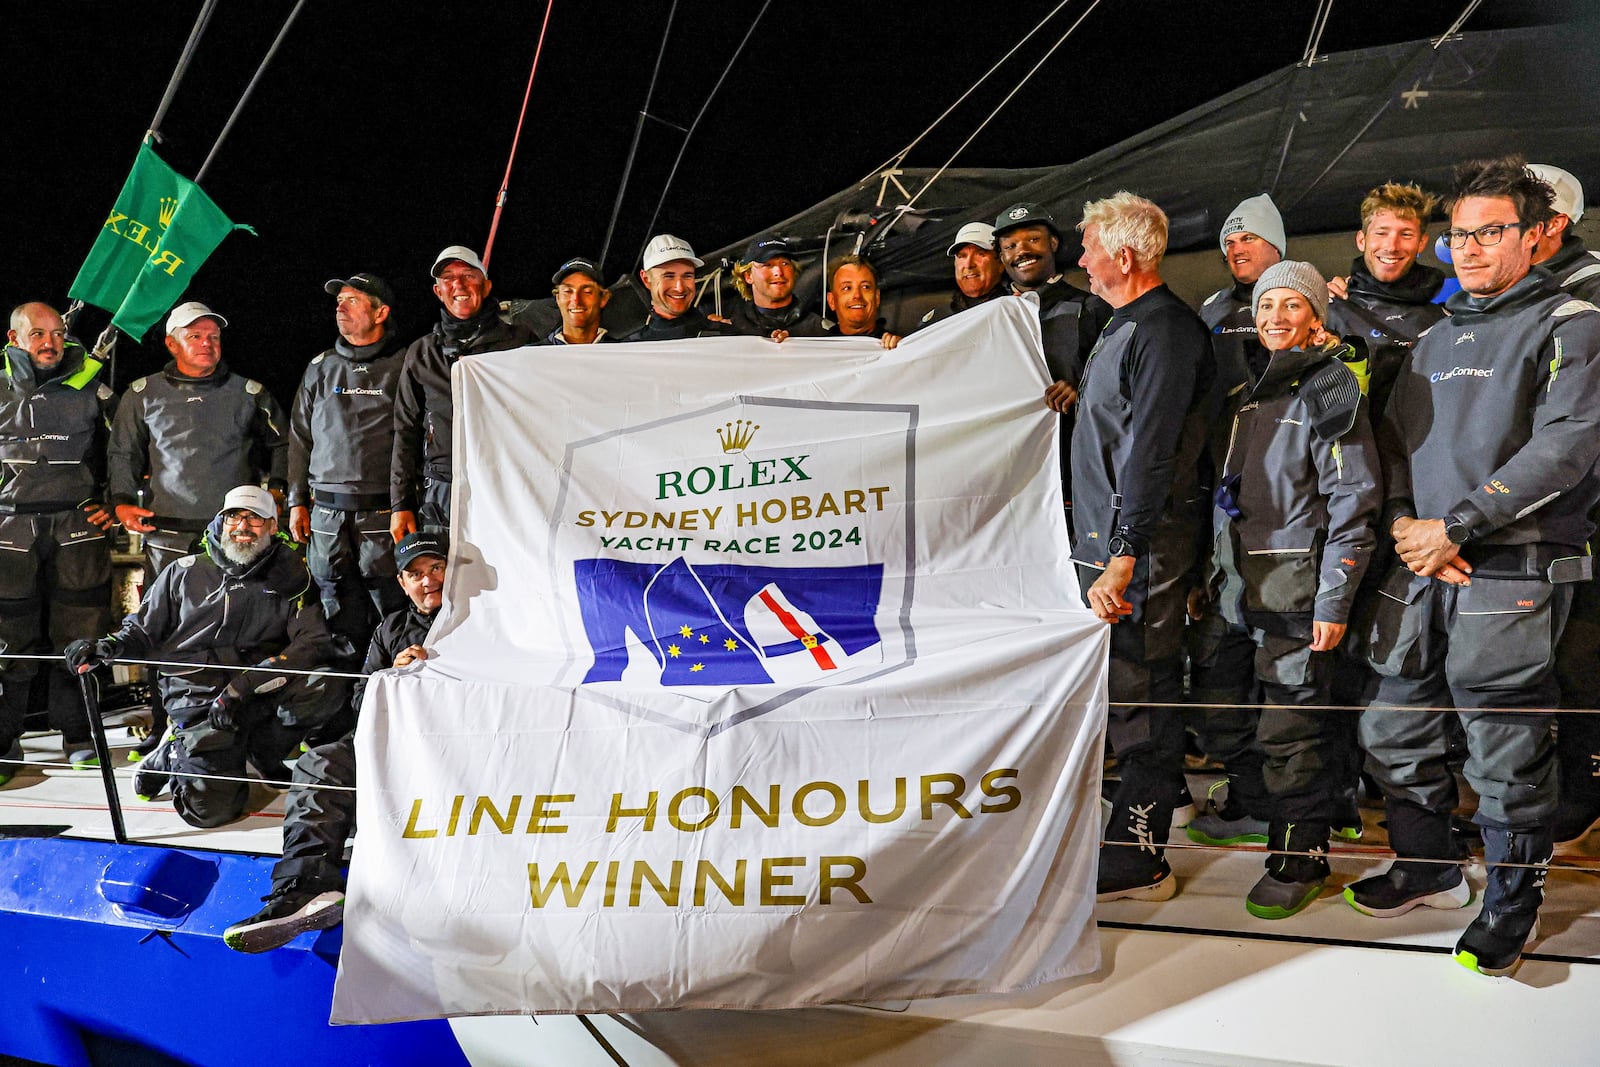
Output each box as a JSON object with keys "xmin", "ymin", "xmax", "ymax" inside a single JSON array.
[{"xmin": 6, "ymin": 728, "xmax": 1599, "ymax": 1066}]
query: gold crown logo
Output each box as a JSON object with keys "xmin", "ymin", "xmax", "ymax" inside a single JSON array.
[
  {"xmin": 717, "ymin": 419, "xmax": 759, "ymax": 454},
  {"xmin": 158, "ymin": 197, "xmax": 179, "ymax": 228}
]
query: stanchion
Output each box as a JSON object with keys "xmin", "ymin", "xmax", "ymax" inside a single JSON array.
[{"xmin": 75, "ymin": 671, "xmax": 128, "ymax": 844}]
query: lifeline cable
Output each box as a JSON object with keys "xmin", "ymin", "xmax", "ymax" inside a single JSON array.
[{"xmin": 482, "ymin": 0, "xmax": 557, "ymax": 271}]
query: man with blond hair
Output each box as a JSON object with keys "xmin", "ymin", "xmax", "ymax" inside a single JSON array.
[
  {"xmin": 1071, "ymin": 192, "xmax": 1215, "ymax": 902},
  {"xmin": 1327, "ymin": 182, "xmax": 1447, "ymax": 417}
]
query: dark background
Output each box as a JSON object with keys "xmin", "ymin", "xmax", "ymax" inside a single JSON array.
[{"xmin": 5, "ymin": 0, "xmax": 1579, "ymax": 407}]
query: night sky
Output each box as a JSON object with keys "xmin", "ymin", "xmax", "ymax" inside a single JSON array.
[{"xmin": 8, "ymin": 0, "xmax": 1577, "ymax": 408}]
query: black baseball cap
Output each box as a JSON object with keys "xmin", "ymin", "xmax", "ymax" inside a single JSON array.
[
  {"xmin": 394, "ymin": 531, "xmax": 447, "ymax": 571},
  {"xmin": 741, "ymin": 235, "xmax": 798, "ymax": 264},
  {"xmin": 992, "ymin": 203, "xmax": 1060, "ymax": 240},
  {"xmin": 552, "ymin": 257, "xmax": 604, "ymax": 286},
  {"xmin": 324, "ymin": 273, "xmax": 396, "ymax": 308}
]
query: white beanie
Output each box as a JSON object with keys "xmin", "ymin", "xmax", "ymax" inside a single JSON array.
[{"xmin": 1219, "ymin": 193, "xmax": 1287, "ymax": 255}]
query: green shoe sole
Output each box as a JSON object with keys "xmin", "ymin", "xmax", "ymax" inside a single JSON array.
[{"xmin": 1186, "ymin": 825, "xmax": 1268, "ymax": 846}]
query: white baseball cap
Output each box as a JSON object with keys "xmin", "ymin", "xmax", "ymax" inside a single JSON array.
[
  {"xmin": 166, "ymin": 301, "xmax": 228, "ymax": 334},
  {"xmin": 642, "ymin": 234, "xmax": 704, "ymax": 270},
  {"xmin": 1528, "ymin": 163, "xmax": 1585, "ymax": 223},
  {"xmin": 220, "ymin": 485, "xmax": 276, "ymax": 519},
  {"xmin": 947, "ymin": 222, "xmax": 996, "ymax": 256},
  {"xmin": 430, "ymin": 245, "xmax": 488, "ymax": 278}
]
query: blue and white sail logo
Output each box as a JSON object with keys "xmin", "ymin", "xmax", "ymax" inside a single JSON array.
[{"xmin": 553, "ymin": 396, "xmax": 917, "ymax": 730}]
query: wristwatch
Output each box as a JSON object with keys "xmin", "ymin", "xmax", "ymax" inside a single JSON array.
[
  {"xmin": 1444, "ymin": 516, "xmax": 1471, "ymax": 545},
  {"xmin": 1106, "ymin": 534, "xmax": 1138, "ymax": 559}
]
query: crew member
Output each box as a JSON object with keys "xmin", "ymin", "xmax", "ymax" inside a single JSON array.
[
  {"xmin": 67, "ymin": 486, "xmax": 345, "ymax": 828},
  {"xmin": 544, "ymin": 258, "xmax": 617, "ymax": 345},
  {"xmin": 0, "ymin": 303, "xmax": 116, "ymax": 778},
  {"xmin": 815, "ymin": 255, "xmax": 900, "ymax": 347},
  {"xmin": 919, "ymin": 221, "xmax": 1006, "ymax": 328},
  {"xmin": 222, "ymin": 531, "xmax": 446, "ymax": 953},
  {"xmin": 728, "ymin": 235, "xmax": 822, "ymax": 337},
  {"xmin": 1070, "ymin": 192, "xmax": 1215, "ymax": 902},
  {"xmin": 1349, "ymin": 156, "xmax": 1600, "ymax": 977},
  {"xmin": 620, "ymin": 235, "xmax": 736, "ymax": 342},
  {"xmin": 288, "ymin": 273, "xmax": 407, "ymax": 659},
  {"xmin": 391, "ymin": 246, "xmax": 537, "ymax": 538}
]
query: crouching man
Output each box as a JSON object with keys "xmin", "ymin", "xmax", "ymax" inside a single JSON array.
[
  {"xmin": 66, "ymin": 486, "xmax": 345, "ymax": 827},
  {"xmin": 222, "ymin": 531, "xmax": 446, "ymax": 952}
]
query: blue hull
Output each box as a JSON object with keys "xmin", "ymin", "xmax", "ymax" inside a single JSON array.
[{"xmin": 0, "ymin": 836, "xmax": 467, "ymax": 1067}]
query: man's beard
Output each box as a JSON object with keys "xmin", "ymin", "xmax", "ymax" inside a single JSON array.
[{"xmin": 218, "ymin": 533, "xmax": 273, "ymax": 568}]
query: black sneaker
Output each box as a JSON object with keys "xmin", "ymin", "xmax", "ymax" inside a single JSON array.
[
  {"xmin": 1454, "ymin": 911, "xmax": 1539, "ymax": 977},
  {"xmin": 133, "ymin": 736, "xmax": 176, "ymax": 801},
  {"xmin": 223, "ymin": 884, "xmax": 345, "ymax": 953},
  {"xmin": 1096, "ymin": 860, "xmax": 1178, "ymax": 903},
  {"xmin": 1344, "ymin": 862, "xmax": 1470, "ymax": 918}
]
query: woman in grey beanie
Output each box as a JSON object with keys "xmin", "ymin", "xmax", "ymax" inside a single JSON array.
[{"xmin": 1186, "ymin": 260, "xmax": 1383, "ymax": 919}]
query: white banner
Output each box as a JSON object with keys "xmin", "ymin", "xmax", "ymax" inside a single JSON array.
[{"xmin": 331, "ymin": 298, "xmax": 1108, "ymax": 1022}]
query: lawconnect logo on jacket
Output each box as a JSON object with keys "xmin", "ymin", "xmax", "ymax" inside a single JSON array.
[
  {"xmin": 1430, "ymin": 366, "xmax": 1494, "ymax": 383},
  {"xmin": 333, "ymin": 386, "xmax": 386, "ymax": 396}
]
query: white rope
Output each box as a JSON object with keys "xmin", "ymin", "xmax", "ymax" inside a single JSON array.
[
  {"xmin": 859, "ymin": 0, "xmax": 1081, "ymax": 182},
  {"xmin": 902, "ymin": 0, "xmax": 1103, "ymax": 214},
  {"xmin": 1301, "ymin": 0, "xmax": 1336, "ymax": 65},
  {"xmin": 1432, "ymin": 0, "xmax": 1484, "ymax": 48}
]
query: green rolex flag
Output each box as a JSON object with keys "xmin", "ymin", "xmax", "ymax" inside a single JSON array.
[{"xmin": 68, "ymin": 142, "xmax": 254, "ymax": 338}]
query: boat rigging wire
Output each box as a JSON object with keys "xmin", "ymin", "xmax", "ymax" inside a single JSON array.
[
  {"xmin": 1433, "ymin": 0, "xmax": 1485, "ymax": 47},
  {"xmin": 634, "ymin": 0, "xmax": 774, "ymax": 272},
  {"xmin": 146, "ymin": 0, "xmax": 220, "ymax": 145},
  {"xmin": 482, "ymin": 0, "xmax": 558, "ymax": 271},
  {"xmin": 897, "ymin": 0, "xmax": 1102, "ymax": 217},
  {"xmin": 598, "ymin": 0, "xmax": 680, "ymax": 276},
  {"xmin": 195, "ymin": 0, "xmax": 310, "ymax": 183},
  {"xmin": 1301, "ymin": 0, "xmax": 1336, "ymax": 65}
]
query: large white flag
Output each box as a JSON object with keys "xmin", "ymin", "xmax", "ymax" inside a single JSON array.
[{"xmin": 331, "ymin": 298, "xmax": 1108, "ymax": 1022}]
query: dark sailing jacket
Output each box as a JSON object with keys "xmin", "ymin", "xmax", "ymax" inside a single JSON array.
[
  {"xmin": 1326, "ymin": 258, "xmax": 1446, "ymax": 419},
  {"xmin": 289, "ymin": 332, "xmax": 407, "ymax": 510},
  {"xmin": 0, "ymin": 341, "xmax": 115, "ymax": 513}
]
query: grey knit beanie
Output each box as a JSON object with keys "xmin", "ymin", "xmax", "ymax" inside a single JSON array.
[
  {"xmin": 1219, "ymin": 193, "xmax": 1287, "ymax": 255},
  {"xmin": 1252, "ymin": 260, "xmax": 1329, "ymax": 323}
]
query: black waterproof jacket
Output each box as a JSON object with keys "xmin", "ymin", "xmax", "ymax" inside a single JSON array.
[
  {"xmin": 288, "ymin": 332, "xmax": 407, "ymax": 509},
  {"xmin": 1326, "ymin": 258, "xmax": 1446, "ymax": 418},
  {"xmin": 0, "ymin": 342, "xmax": 115, "ymax": 513}
]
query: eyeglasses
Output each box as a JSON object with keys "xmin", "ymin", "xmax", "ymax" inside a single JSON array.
[
  {"xmin": 1443, "ymin": 222, "xmax": 1527, "ymax": 249},
  {"xmin": 221, "ymin": 510, "xmax": 269, "ymax": 527}
]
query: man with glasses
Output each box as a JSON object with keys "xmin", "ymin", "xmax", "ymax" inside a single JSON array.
[
  {"xmin": 67, "ymin": 486, "xmax": 344, "ymax": 829},
  {"xmin": 1350, "ymin": 156, "xmax": 1600, "ymax": 977}
]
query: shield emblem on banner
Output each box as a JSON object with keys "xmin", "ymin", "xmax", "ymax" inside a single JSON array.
[{"xmin": 553, "ymin": 396, "xmax": 917, "ymax": 734}]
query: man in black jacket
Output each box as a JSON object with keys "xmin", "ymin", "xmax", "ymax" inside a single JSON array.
[
  {"xmin": 289, "ymin": 273, "xmax": 407, "ymax": 656},
  {"xmin": 620, "ymin": 235, "xmax": 737, "ymax": 342},
  {"xmin": 544, "ymin": 258, "xmax": 617, "ymax": 346},
  {"xmin": 1350, "ymin": 156, "xmax": 1600, "ymax": 977},
  {"xmin": 728, "ymin": 235, "xmax": 822, "ymax": 338},
  {"xmin": 1528, "ymin": 164, "xmax": 1600, "ymax": 302},
  {"xmin": 221, "ymin": 531, "xmax": 446, "ymax": 953},
  {"xmin": 0, "ymin": 303, "xmax": 117, "ymax": 778},
  {"xmin": 917, "ymin": 222, "xmax": 1006, "ymax": 329},
  {"xmin": 1071, "ymin": 193, "xmax": 1214, "ymax": 902},
  {"xmin": 390, "ymin": 246, "xmax": 537, "ymax": 539},
  {"xmin": 67, "ymin": 486, "xmax": 345, "ymax": 828}
]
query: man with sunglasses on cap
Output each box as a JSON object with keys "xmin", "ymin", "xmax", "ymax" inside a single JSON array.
[
  {"xmin": 918, "ymin": 221, "xmax": 1008, "ymax": 329},
  {"xmin": 545, "ymin": 258, "xmax": 617, "ymax": 346},
  {"xmin": 66, "ymin": 485, "xmax": 345, "ymax": 829},
  {"xmin": 288, "ymin": 273, "xmax": 408, "ymax": 663},
  {"xmin": 221, "ymin": 530, "xmax": 447, "ymax": 953},
  {"xmin": 390, "ymin": 246, "xmax": 537, "ymax": 541},
  {"xmin": 621, "ymin": 234, "xmax": 736, "ymax": 342},
  {"xmin": 728, "ymin": 235, "xmax": 822, "ymax": 338}
]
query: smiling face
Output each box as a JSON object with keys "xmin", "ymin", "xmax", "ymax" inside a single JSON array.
[
  {"xmin": 399, "ymin": 554, "xmax": 447, "ymax": 613},
  {"xmin": 744, "ymin": 256, "xmax": 797, "ymax": 308},
  {"xmin": 1450, "ymin": 195, "xmax": 1539, "ymax": 299},
  {"xmin": 1356, "ymin": 209, "xmax": 1429, "ymax": 285},
  {"xmin": 953, "ymin": 244, "xmax": 1003, "ymax": 299},
  {"xmin": 826, "ymin": 263, "xmax": 881, "ymax": 334},
  {"xmin": 165, "ymin": 318, "xmax": 223, "ymax": 377},
  {"xmin": 556, "ymin": 273, "xmax": 610, "ymax": 334},
  {"xmin": 1254, "ymin": 287, "xmax": 1321, "ymax": 352},
  {"xmin": 998, "ymin": 224, "xmax": 1059, "ymax": 289},
  {"xmin": 640, "ymin": 261, "xmax": 698, "ymax": 318},
  {"xmin": 217, "ymin": 508, "xmax": 277, "ymax": 566},
  {"xmin": 1223, "ymin": 231, "xmax": 1280, "ymax": 286},
  {"xmin": 432, "ymin": 261, "xmax": 492, "ymax": 320}
]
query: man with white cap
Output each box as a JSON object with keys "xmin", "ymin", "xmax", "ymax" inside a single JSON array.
[
  {"xmin": 728, "ymin": 235, "xmax": 822, "ymax": 338},
  {"xmin": 1528, "ymin": 163, "xmax": 1600, "ymax": 302},
  {"xmin": 390, "ymin": 246, "xmax": 537, "ymax": 540},
  {"xmin": 288, "ymin": 273, "xmax": 408, "ymax": 661},
  {"xmin": 918, "ymin": 221, "xmax": 1007, "ymax": 328},
  {"xmin": 66, "ymin": 485, "xmax": 345, "ymax": 828},
  {"xmin": 621, "ymin": 234, "xmax": 736, "ymax": 342},
  {"xmin": 107, "ymin": 301, "xmax": 288, "ymax": 579}
]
